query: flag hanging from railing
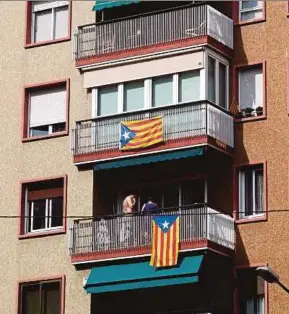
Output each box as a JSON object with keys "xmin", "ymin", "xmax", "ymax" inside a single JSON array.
[
  {"xmin": 150, "ymin": 215, "xmax": 180, "ymax": 268},
  {"xmin": 119, "ymin": 116, "xmax": 163, "ymax": 150}
]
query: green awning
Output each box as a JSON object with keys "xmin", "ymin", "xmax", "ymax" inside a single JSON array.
[
  {"xmin": 84, "ymin": 255, "xmax": 204, "ymax": 294},
  {"xmin": 94, "ymin": 147, "xmax": 204, "ymax": 171},
  {"xmin": 93, "ymin": 0, "xmax": 141, "ymax": 11}
]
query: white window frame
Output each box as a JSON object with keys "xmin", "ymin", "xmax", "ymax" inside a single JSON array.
[
  {"xmin": 26, "ymin": 196, "xmax": 63, "ymax": 233},
  {"xmin": 205, "ymin": 50, "xmax": 229, "ymax": 110},
  {"xmin": 92, "ymin": 70, "xmax": 204, "ymax": 118},
  {"xmin": 32, "ymin": 1, "xmax": 69, "ymax": 43},
  {"xmin": 238, "ymin": 167, "xmax": 264, "ymax": 219},
  {"xmin": 239, "ymin": 1, "xmax": 264, "ymax": 22}
]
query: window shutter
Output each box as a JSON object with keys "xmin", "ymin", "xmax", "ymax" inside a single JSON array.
[
  {"xmin": 33, "ymin": 1, "xmax": 68, "ymax": 12},
  {"xmin": 28, "ymin": 187, "xmax": 63, "ymax": 201},
  {"xmin": 29, "ymin": 86, "xmax": 66, "ymax": 128},
  {"xmin": 54, "ymin": 6, "xmax": 69, "ymax": 39}
]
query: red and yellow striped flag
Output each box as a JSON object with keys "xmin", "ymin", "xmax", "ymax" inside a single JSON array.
[
  {"xmin": 119, "ymin": 116, "xmax": 163, "ymax": 150},
  {"xmin": 150, "ymin": 215, "xmax": 180, "ymax": 268}
]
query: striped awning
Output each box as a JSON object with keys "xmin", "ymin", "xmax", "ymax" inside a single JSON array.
[{"xmin": 93, "ymin": 0, "xmax": 141, "ymax": 11}]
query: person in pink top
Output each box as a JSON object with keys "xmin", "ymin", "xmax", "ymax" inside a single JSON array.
[{"xmin": 122, "ymin": 194, "xmax": 136, "ymax": 214}]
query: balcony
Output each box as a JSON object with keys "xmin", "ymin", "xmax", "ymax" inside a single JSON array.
[
  {"xmin": 73, "ymin": 4, "xmax": 233, "ymax": 67},
  {"xmin": 69, "ymin": 205, "xmax": 234, "ymax": 264},
  {"xmin": 71, "ymin": 101, "xmax": 234, "ymax": 164}
]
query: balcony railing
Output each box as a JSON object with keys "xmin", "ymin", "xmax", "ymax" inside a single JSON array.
[
  {"xmin": 73, "ymin": 4, "xmax": 233, "ymax": 61},
  {"xmin": 69, "ymin": 205, "xmax": 235, "ymax": 259},
  {"xmin": 71, "ymin": 101, "xmax": 234, "ymax": 157}
]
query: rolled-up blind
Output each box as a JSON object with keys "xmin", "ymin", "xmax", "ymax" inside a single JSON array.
[
  {"xmin": 33, "ymin": 1, "xmax": 68, "ymax": 12},
  {"xmin": 29, "ymin": 86, "xmax": 66, "ymax": 128}
]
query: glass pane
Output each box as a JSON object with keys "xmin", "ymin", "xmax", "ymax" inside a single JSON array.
[
  {"xmin": 31, "ymin": 199, "xmax": 46, "ymax": 231},
  {"xmin": 241, "ymin": 9, "xmax": 263, "ymax": 21},
  {"xmin": 98, "ymin": 85, "xmax": 118, "ymax": 116},
  {"xmin": 22, "ymin": 284, "xmax": 40, "ymax": 314},
  {"xmin": 50, "ymin": 197, "xmax": 63, "ymax": 228},
  {"xmin": 52, "ymin": 122, "xmax": 66, "ymax": 133},
  {"xmin": 255, "ymin": 169, "xmax": 263, "ymax": 214},
  {"xmin": 152, "ymin": 76, "xmax": 173, "ymax": 107},
  {"xmin": 178, "ymin": 71, "xmax": 200, "ymax": 103},
  {"xmin": 34, "ymin": 10, "xmax": 52, "ymax": 42},
  {"xmin": 124, "ymin": 80, "xmax": 144, "ymax": 112},
  {"xmin": 239, "ymin": 66, "xmax": 263, "ymax": 112},
  {"xmin": 163, "ymin": 184, "xmax": 179, "ymax": 209},
  {"xmin": 208, "ymin": 57, "xmax": 216, "ymax": 103},
  {"xmin": 219, "ymin": 63, "xmax": 227, "ymax": 108},
  {"xmin": 241, "ymin": 0, "xmax": 259, "ymax": 9},
  {"xmin": 54, "ymin": 6, "xmax": 68, "ymax": 39},
  {"xmin": 244, "ymin": 171, "xmax": 253, "ymax": 216},
  {"xmin": 30, "ymin": 125, "xmax": 49, "ymax": 137},
  {"xmin": 42, "ymin": 282, "xmax": 61, "ymax": 314}
]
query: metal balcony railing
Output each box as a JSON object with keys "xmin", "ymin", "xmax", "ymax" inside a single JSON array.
[
  {"xmin": 71, "ymin": 101, "xmax": 234, "ymax": 157},
  {"xmin": 73, "ymin": 4, "xmax": 233, "ymax": 60},
  {"xmin": 69, "ymin": 205, "xmax": 235, "ymax": 257}
]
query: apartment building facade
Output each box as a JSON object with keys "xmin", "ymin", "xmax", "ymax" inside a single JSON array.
[{"xmin": 0, "ymin": 1, "xmax": 288, "ymax": 313}]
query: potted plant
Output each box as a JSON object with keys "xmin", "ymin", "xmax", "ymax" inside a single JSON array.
[
  {"xmin": 242, "ymin": 107, "xmax": 254, "ymax": 117},
  {"xmin": 256, "ymin": 106, "xmax": 263, "ymax": 116}
]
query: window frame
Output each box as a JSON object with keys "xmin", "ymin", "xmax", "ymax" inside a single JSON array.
[
  {"xmin": 233, "ymin": 1, "xmax": 266, "ymax": 25},
  {"xmin": 19, "ymin": 176, "xmax": 67, "ymax": 239},
  {"xmin": 234, "ymin": 265, "xmax": 268, "ymax": 314},
  {"xmin": 22, "ymin": 79, "xmax": 70, "ymax": 142},
  {"xmin": 25, "ymin": 1, "xmax": 72, "ymax": 48},
  {"xmin": 234, "ymin": 61, "xmax": 266, "ymax": 122},
  {"xmin": 18, "ymin": 276, "xmax": 65, "ymax": 314},
  {"xmin": 234, "ymin": 162, "xmax": 267, "ymax": 224}
]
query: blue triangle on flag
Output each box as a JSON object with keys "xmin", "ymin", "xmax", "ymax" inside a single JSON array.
[
  {"xmin": 153, "ymin": 215, "xmax": 179, "ymax": 233},
  {"xmin": 120, "ymin": 123, "xmax": 136, "ymax": 148}
]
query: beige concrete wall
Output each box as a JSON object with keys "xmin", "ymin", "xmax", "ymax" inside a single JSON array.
[
  {"xmin": 0, "ymin": 1, "xmax": 96, "ymax": 313},
  {"xmin": 234, "ymin": 1, "xmax": 289, "ymax": 313}
]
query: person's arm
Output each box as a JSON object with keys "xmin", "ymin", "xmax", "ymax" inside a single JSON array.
[{"xmin": 141, "ymin": 203, "xmax": 146, "ymax": 212}]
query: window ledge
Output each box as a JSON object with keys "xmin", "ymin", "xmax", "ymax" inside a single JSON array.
[
  {"xmin": 235, "ymin": 115, "xmax": 266, "ymax": 123},
  {"xmin": 19, "ymin": 229, "xmax": 65, "ymax": 240},
  {"xmin": 22, "ymin": 131, "xmax": 68, "ymax": 143},
  {"xmin": 25, "ymin": 37, "xmax": 71, "ymax": 49},
  {"xmin": 235, "ymin": 18, "xmax": 266, "ymax": 27},
  {"xmin": 236, "ymin": 215, "xmax": 267, "ymax": 224}
]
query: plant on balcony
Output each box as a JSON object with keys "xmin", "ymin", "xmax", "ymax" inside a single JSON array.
[
  {"xmin": 256, "ymin": 106, "xmax": 263, "ymax": 116},
  {"xmin": 241, "ymin": 107, "xmax": 254, "ymax": 118}
]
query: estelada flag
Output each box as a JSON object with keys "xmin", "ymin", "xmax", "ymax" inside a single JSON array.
[
  {"xmin": 119, "ymin": 116, "xmax": 163, "ymax": 150},
  {"xmin": 150, "ymin": 215, "xmax": 180, "ymax": 268}
]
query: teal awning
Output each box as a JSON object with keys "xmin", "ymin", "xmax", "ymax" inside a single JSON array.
[
  {"xmin": 94, "ymin": 147, "xmax": 204, "ymax": 171},
  {"xmin": 93, "ymin": 0, "xmax": 141, "ymax": 11},
  {"xmin": 84, "ymin": 255, "xmax": 204, "ymax": 294}
]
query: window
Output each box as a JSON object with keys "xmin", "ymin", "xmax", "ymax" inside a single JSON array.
[
  {"xmin": 124, "ymin": 80, "xmax": 144, "ymax": 112},
  {"xmin": 239, "ymin": 1, "xmax": 264, "ymax": 22},
  {"xmin": 238, "ymin": 64, "xmax": 264, "ymax": 118},
  {"xmin": 152, "ymin": 76, "xmax": 173, "ymax": 107},
  {"xmin": 20, "ymin": 177, "xmax": 66, "ymax": 236},
  {"xmin": 238, "ymin": 165, "xmax": 264, "ymax": 219},
  {"xmin": 237, "ymin": 268, "xmax": 265, "ymax": 314},
  {"xmin": 98, "ymin": 85, "xmax": 118, "ymax": 116},
  {"xmin": 93, "ymin": 70, "xmax": 201, "ymax": 117},
  {"xmin": 19, "ymin": 278, "xmax": 63, "ymax": 314},
  {"xmin": 207, "ymin": 55, "xmax": 228, "ymax": 109},
  {"xmin": 24, "ymin": 81, "xmax": 68, "ymax": 140},
  {"xmin": 31, "ymin": 1, "xmax": 69, "ymax": 44}
]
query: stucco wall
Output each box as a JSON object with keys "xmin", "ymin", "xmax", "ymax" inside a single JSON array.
[
  {"xmin": 234, "ymin": 2, "xmax": 289, "ymax": 313},
  {"xmin": 0, "ymin": 1, "xmax": 96, "ymax": 313}
]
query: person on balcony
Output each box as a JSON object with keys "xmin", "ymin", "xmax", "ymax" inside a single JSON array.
[
  {"xmin": 141, "ymin": 197, "xmax": 159, "ymax": 213},
  {"xmin": 122, "ymin": 194, "xmax": 136, "ymax": 214}
]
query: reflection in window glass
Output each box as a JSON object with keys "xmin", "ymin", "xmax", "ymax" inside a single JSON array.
[
  {"xmin": 179, "ymin": 71, "xmax": 200, "ymax": 103},
  {"xmin": 152, "ymin": 76, "xmax": 173, "ymax": 107},
  {"xmin": 98, "ymin": 85, "xmax": 118, "ymax": 116},
  {"xmin": 124, "ymin": 80, "xmax": 144, "ymax": 112},
  {"xmin": 208, "ymin": 56, "xmax": 216, "ymax": 103},
  {"xmin": 219, "ymin": 63, "xmax": 227, "ymax": 108}
]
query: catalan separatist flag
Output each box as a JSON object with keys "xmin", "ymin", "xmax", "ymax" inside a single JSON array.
[
  {"xmin": 119, "ymin": 116, "xmax": 163, "ymax": 150},
  {"xmin": 150, "ymin": 215, "xmax": 180, "ymax": 268}
]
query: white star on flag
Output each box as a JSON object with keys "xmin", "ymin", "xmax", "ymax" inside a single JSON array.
[
  {"xmin": 122, "ymin": 131, "xmax": 131, "ymax": 140},
  {"xmin": 162, "ymin": 220, "xmax": 169, "ymax": 229}
]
